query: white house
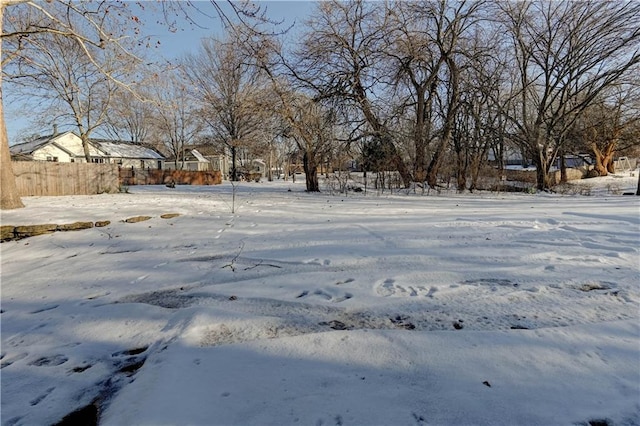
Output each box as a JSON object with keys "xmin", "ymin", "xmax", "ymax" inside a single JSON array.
[
  {"xmin": 252, "ymin": 159, "xmax": 267, "ymax": 178},
  {"xmin": 10, "ymin": 131, "xmax": 165, "ymax": 169},
  {"xmin": 10, "ymin": 131, "xmax": 99, "ymax": 163},
  {"xmin": 164, "ymin": 149, "xmax": 212, "ymax": 171},
  {"xmin": 165, "ymin": 146, "xmax": 229, "ymax": 176},
  {"xmin": 91, "ymin": 138, "xmax": 165, "ymax": 169}
]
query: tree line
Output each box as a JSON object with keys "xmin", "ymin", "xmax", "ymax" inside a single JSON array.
[{"xmin": 2, "ymin": 0, "xmax": 639, "ymax": 209}]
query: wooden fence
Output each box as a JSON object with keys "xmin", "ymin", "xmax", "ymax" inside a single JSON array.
[
  {"xmin": 12, "ymin": 162, "xmax": 119, "ymax": 196},
  {"xmin": 10, "ymin": 162, "xmax": 222, "ymax": 197},
  {"xmin": 119, "ymin": 168, "xmax": 221, "ymax": 186}
]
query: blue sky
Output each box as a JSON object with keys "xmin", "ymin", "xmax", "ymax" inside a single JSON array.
[
  {"xmin": 5, "ymin": 1, "xmax": 316, "ymax": 145},
  {"xmin": 144, "ymin": 1, "xmax": 316, "ymax": 59}
]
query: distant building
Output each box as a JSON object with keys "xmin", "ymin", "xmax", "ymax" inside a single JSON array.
[
  {"xmin": 10, "ymin": 130, "xmax": 164, "ymax": 169},
  {"xmin": 165, "ymin": 145, "xmax": 229, "ymax": 177},
  {"xmin": 164, "ymin": 149, "xmax": 212, "ymax": 171}
]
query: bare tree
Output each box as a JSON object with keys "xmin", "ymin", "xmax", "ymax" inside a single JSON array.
[
  {"xmin": 0, "ymin": 1, "xmax": 22, "ymax": 208},
  {"xmin": 151, "ymin": 70, "xmax": 202, "ymax": 169},
  {"xmin": 102, "ymin": 88, "xmax": 154, "ymax": 144},
  {"xmin": 1, "ymin": 0, "xmax": 144, "ymax": 208},
  {"xmin": 285, "ymin": 95, "xmax": 337, "ymax": 191},
  {"xmin": 5, "ymin": 31, "xmax": 138, "ymax": 161},
  {"xmin": 289, "ymin": 0, "xmax": 413, "ymax": 188},
  {"xmin": 577, "ymin": 87, "xmax": 640, "ymax": 177},
  {"xmin": 0, "ymin": 0, "xmax": 281, "ymax": 209},
  {"xmin": 183, "ymin": 34, "xmax": 271, "ymax": 181},
  {"xmin": 285, "ymin": 0, "xmax": 484, "ymax": 190},
  {"xmin": 385, "ymin": 1, "xmax": 484, "ymax": 189},
  {"xmin": 499, "ymin": 0, "xmax": 640, "ymax": 191},
  {"xmin": 451, "ymin": 26, "xmax": 508, "ymax": 192},
  {"xmin": 237, "ymin": 16, "xmax": 348, "ymax": 191}
]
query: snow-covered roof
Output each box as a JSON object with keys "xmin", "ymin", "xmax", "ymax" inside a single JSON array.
[
  {"xmin": 190, "ymin": 149, "xmax": 208, "ymax": 163},
  {"xmin": 167, "ymin": 148, "xmax": 215, "ymax": 162},
  {"xmin": 10, "ymin": 132, "xmax": 164, "ymax": 160},
  {"xmin": 11, "ymin": 132, "xmax": 164, "ymax": 160},
  {"xmin": 89, "ymin": 140, "xmax": 165, "ymax": 160},
  {"xmin": 9, "ymin": 132, "xmax": 74, "ymax": 154},
  {"xmin": 187, "ymin": 144, "xmax": 222, "ymax": 156},
  {"xmin": 9, "ymin": 138, "xmax": 49, "ymax": 154}
]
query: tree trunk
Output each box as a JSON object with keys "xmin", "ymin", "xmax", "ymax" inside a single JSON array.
[
  {"xmin": 636, "ymin": 169, "xmax": 640, "ymax": 196},
  {"xmin": 455, "ymin": 148, "xmax": 466, "ymax": 192},
  {"xmin": 605, "ymin": 154, "xmax": 616, "ymax": 174},
  {"xmin": 533, "ymin": 147, "xmax": 551, "ymax": 191},
  {"xmin": 413, "ymin": 86, "xmax": 427, "ymax": 183},
  {"xmin": 427, "ymin": 57, "xmax": 459, "ymax": 189},
  {"xmin": 80, "ymin": 132, "xmax": 91, "ymax": 162},
  {"xmin": 354, "ymin": 81, "xmax": 411, "ymax": 188},
  {"xmin": 1, "ymin": 107, "xmax": 24, "ymax": 209},
  {"xmin": 268, "ymin": 147, "xmax": 273, "ymax": 181},
  {"xmin": 520, "ymin": 146, "xmax": 530, "ymax": 168},
  {"xmin": 469, "ymin": 155, "xmax": 482, "ymax": 192},
  {"xmin": 0, "ymin": 3, "xmax": 25, "ymax": 210},
  {"xmin": 560, "ymin": 152, "xmax": 567, "ymax": 183},
  {"xmin": 231, "ymin": 145, "xmax": 238, "ymax": 181},
  {"xmin": 303, "ymin": 151, "xmax": 319, "ymax": 192},
  {"xmin": 592, "ymin": 141, "xmax": 616, "ymax": 177},
  {"xmin": 426, "ymin": 143, "xmax": 444, "ymax": 189},
  {"xmin": 390, "ymin": 145, "xmax": 412, "ymax": 188}
]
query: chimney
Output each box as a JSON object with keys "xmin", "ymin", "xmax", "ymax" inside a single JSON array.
[{"xmin": 53, "ymin": 124, "xmax": 58, "ymax": 136}]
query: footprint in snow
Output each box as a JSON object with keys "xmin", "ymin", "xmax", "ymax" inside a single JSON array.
[
  {"xmin": 111, "ymin": 346, "xmax": 149, "ymax": 376},
  {"xmin": 29, "ymin": 354, "xmax": 68, "ymax": 367},
  {"xmin": 319, "ymin": 320, "xmax": 350, "ymax": 330},
  {"xmin": 30, "ymin": 387, "xmax": 55, "ymax": 406},
  {"xmin": 377, "ymin": 279, "xmax": 434, "ymax": 298},
  {"xmin": 376, "ymin": 278, "xmax": 396, "ymax": 297},
  {"xmin": 1, "ymin": 352, "xmax": 28, "ymax": 369},
  {"xmin": 86, "ymin": 292, "xmax": 110, "ymax": 300},
  {"xmin": 303, "ymin": 258, "xmax": 332, "ymax": 266},
  {"xmin": 297, "ymin": 289, "xmax": 352, "ymax": 303},
  {"xmin": 111, "ymin": 346, "xmax": 148, "ymax": 357},
  {"xmin": 30, "ymin": 304, "xmax": 59, "ymax": 314},
  {"xmin": 426, "ymin": 286, "xmax": 437, "ymax": 298},
  {"xmin": 333, "ymin": 293, "xmax": 353, "ymax": 303},
  {"xmin": 69, "ymin": 365, "xmax": 92, "ymax": 373}
]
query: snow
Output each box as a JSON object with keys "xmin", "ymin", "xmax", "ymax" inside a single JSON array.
[
  {"xmin": 190, "ymin": 149, "xmax": 209, "ymax": 163},
  {"xmin": 93, "ymin": 140, "xmax": 164, "ymax": 160},
  {"xmin": 1, "ymin": 173, "xmax": 639, "ymax": 426},
  {"xmin": 8, "ymin": 137, "xmax": 51, "ymax": 154}
]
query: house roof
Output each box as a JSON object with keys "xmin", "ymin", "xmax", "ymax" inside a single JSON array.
[
  {"xmin": 9, "ymin": 131, "xmax": 74, "ymax": 154},
  {"xmin": 167, "ymin": 148, "xmax": 219, "ymax": 162},
  {"xmin": 11, "ymin": 132, "xmax": 165, "ymax": 160},
  {"xmin": 187, "ymin": 144, "xmax": 223, "ymax": 157},
  {"xmin": 190, "ymin": 149, "xmax": 208, "ymax": 163},
  {"xmin": 10, "ymin": 152, "xmax": 34, "ymax": 161},
  {"xmin": 92, "ymin": 140, "xmax": 164, "ymax": 160}
]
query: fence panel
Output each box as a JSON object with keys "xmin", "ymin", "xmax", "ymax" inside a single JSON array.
[
  {"xmin": 118, "ymin": 168, "xmax": 222, "ymax": 186},
  {"xmin": 12, "ymin": 162, "xmax": 120, "ymax": 196}
]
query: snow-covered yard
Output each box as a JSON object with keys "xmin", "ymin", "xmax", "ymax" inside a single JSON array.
[{"xmin": 1, "ymin": 174, "xmax": 639, "ymax": 426}]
